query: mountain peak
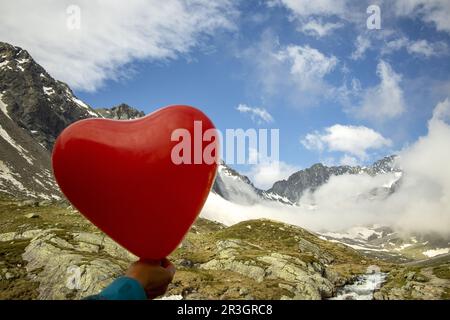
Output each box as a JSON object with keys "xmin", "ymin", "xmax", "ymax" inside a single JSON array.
[
  {"xmin": 0, "ymin": 42, "xmax": 103, "ymax": 199},
  {"xmin": 267, "ymin": 156, "xmax": 400, "ymax": 204},
  {"xmin": 95, "ymin": 103, "xmax": 145, "ymax": 120},
  {"xmin": 0, "ymin": 42, "xmax": 101, "ymax": 150},
  {"xmin": 0, "ymin": 42, "xmax": 29, "ymax": 60}
]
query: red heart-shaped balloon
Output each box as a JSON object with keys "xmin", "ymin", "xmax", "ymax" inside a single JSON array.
[{"xmin": 52, "ymin": 105, "xmax": 218, "ymax": 259}]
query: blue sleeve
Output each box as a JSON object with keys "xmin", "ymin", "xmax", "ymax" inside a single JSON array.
[{"xmin": 84, "ymin": 276, "xmax": 147, "ymax": 300}]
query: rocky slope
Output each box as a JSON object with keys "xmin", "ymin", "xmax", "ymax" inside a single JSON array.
[
  {"xmin": 1, "ymin": 195, "xmax": 448, "ymax": 300},
  {"xmin": 0, "ymin": 42, "xmax": 145, "ymax": 200},
  {"xmin": 0, "ymin": 104, "xmax": 60, "ymax": 200},
  {"xmin": 374, "ymin": 256, "xmax": 450, "ymax": 300},
  {"xmin": 0, "ymin": 42, "xmax": 98, "ymax": 200},
  {"xmin": 212, "ymin": 162, "xmax": 295, "ymax": 205},
  {"xmin": 0, "ymin": 42, "xmax": 101, "ymax": 150},
  {"xmin": 0, "ymin": 195, "xmax": 385, "ymax": 300}
]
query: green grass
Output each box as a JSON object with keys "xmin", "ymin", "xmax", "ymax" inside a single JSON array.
[
  {"xmin": 213, "ymin": 219, "xmax": 366, "ymax": 264},
  {"xmin": 0, "ymin": 195, "xmax": 98, "ymax": 235},
  {"xmin": 433, "ymin": 265, "xmax": 450, "ymax": 280},
  {"xmin": 441, "ymin": 288, "xmax": 450, "ymax": 300},
  {"xmin": 0, "ymin": 239, "xmax": 38, "ymax": 299},
  {"xmin": 214, "ymin": 219, "xmax": 300, "ymax": 249}
]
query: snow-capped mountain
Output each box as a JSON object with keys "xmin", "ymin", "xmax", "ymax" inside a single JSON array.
[
  {"xmin": 269, "ymin": 155, "xmax": 401, "ymax": 204},
  {"xmin": 0, "ymin": 42, "xmax": 143, "ymax": 199},
  {"xmin": 212, "ymin": 161, "xmax": 294, "ymax": 205},
  {"xmin": 212, "ymin": 161, "xmax": 260, "ymax": 205},
  {"xmin": 212, "ymin": 156, "xmax": 401, "ymax": 207},
  {"xmin": 0, "ymin": 42, "xmax": 101, "ymax": 151},
  {"xmin": 211, "ymin": 160, "xmax": 450, "ymax": 263}
]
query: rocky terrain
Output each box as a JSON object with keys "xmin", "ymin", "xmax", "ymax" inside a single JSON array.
[
  {"xmin": 0, "ymin": 42, "xmax": 101, "ymax": 151},
  {"xmin": 374, "ymin": 257, "xmax": 450, "ymax": 300},
  {"xmin": 1, "ymin": 195, "xmax": 449, "ymax": 300},
  {"xmin": 0, "ymin": 194, "xmax": 384, "ymax": 300},
  {"xmin": 0, "ymin": 42, "xmax": 144, "ymax": 199}
]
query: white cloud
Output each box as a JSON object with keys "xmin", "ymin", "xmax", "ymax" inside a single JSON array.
[
  {"xmin": 394, "ymin": 0, "xmax": 450, "ymax": 34},
  {"xmin": 432, "ymin": 98, "xmax": 450, "ymax": 123},
  {"xmin": 236, "ymin": 104, "xmax": 274, "ymax": 124},
  {"xmin": 243, "ymin": 34, "xmax": 339, "ymax": 107},
  {"xmin": 202, "ymin": 98, "xmax": 450, "ymax": 235},
  {"xmin": 268, "ymin": 0, "xmax": 348, "ymax": 37},
  {"xmin": 0, "ymin": 0, "xmax": 237, "ymax": 91},
  {"xmin": 351, "ymin": 35, "xmax": 371, "ymax": 60},
  {"xmin": 339, "ymin": 154, "xmax": 360, "ymax": 166},
  {"xmin": 246, "ymin": 160, "xmax": 299, "ymax": 190},
  {"xmin": 357, "ymin": 60, "xmax": 406, "ymax": 122},
  {"xmin": 379, "ymin": 97, "xmax": 450, "ymax": 234},
  {"xmin": 244, "ymin": 147, "xmax": 299, "ymax": 190},
  {"xmin": 408, "ymin": 39, "xmax": 443, "ymax": 56},
  {"xmin": 269, "ymin": 0, "xmax": 347, "ymax": 18},
  {"xmin": 276, "ymin": 45, "xmax": 338, "ymax": 83},
  {"xmin": 302, "ymin": 124, "xmax": 392, "ymax": 160},
  {"xmin": 383, "ymin": 37, "xmax": 448, "ymax": 57},
  {"xmin": 299, "ymin": 19, "xmax": 344, "ymax": 38}
]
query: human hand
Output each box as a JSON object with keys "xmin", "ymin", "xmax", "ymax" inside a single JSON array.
[{"xmin": 125, "ymin": 258, "xmax": 176, "ymax": 299}]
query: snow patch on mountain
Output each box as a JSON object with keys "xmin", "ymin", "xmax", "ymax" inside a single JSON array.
[
  {"xmin": 394, "ymin": 243, "xmax": 414, "ymax": 251},
  {"xmin": 320, "ymin": 226, "xmax": 385, "ymax": 242},
  {"xmin": 16, "ymin": 58, "xmax": 29, "ymax": 64},
  {"xmin": 423, "ymin": 248, "xmax": 450, "ymax": 258},
  {"xmin": 383, "ymin": 172, "xmax": 402, "ymax": 188},
  {"xmin": 43, "ymin": 86, "xmax": 55, "ymax": 96},
  {"xmin": 328, "ymin": 239, "xmax": 390, "ymax": 252},
  {"xmin": 0, "ymin": 160, "xmax": 26, "ymax": 192},
  {"xmin": 0, "ymin": 124, "xmax": 34, "ymax": 164},
  {"xmin": 71, "ymin": 95, "xmax": 98, "ymax": 118},
  {"xmin": 261, "ymin": 192, "xmax": 295, "ymax": 205},
  {"xmin": 0, "ymin": 94, "xmax": 11, "ymax": 120},
  {"xmin": 214, "ymin": 164, "xmax": 260, "ymax": 205}
]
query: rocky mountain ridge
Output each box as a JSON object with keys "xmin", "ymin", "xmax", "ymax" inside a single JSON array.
[
  {"xmin": 0, "ymin": 195, "xmax": 378, "ymax": 300},
  {"xmin": 0, "ymin": 42, "xmax": 144, "ymax": 199},
  {"xmin": 213, "ymin": 155, "xmax": 401, "ymax": 206},
  {"xmin": 0, "ymin": 42, "xmax": 100, "ymax": 151},
  {"xmin": 268, "ymin": 155, "xmax": 401, "ymax": 204}
]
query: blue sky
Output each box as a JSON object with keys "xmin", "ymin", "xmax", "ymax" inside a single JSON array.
[{"xmin": 2, "ymin": 0, "xmax": 450, "ymax": 188}]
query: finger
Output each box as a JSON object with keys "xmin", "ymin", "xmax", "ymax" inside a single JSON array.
[
  {"xmin": 161, "ymin": 258, "xmax": 176, "ymax": 277},
  {"xmin": 146, "ymin": 285, "xmax": 169, "ymax": 300},
  {"xmin": 160, "ymin": 258, "xmax": 171, "ymax": 268},
  {"xmin": 161, "ymin": 267, "xmax": 175, "ymax": 284}
]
